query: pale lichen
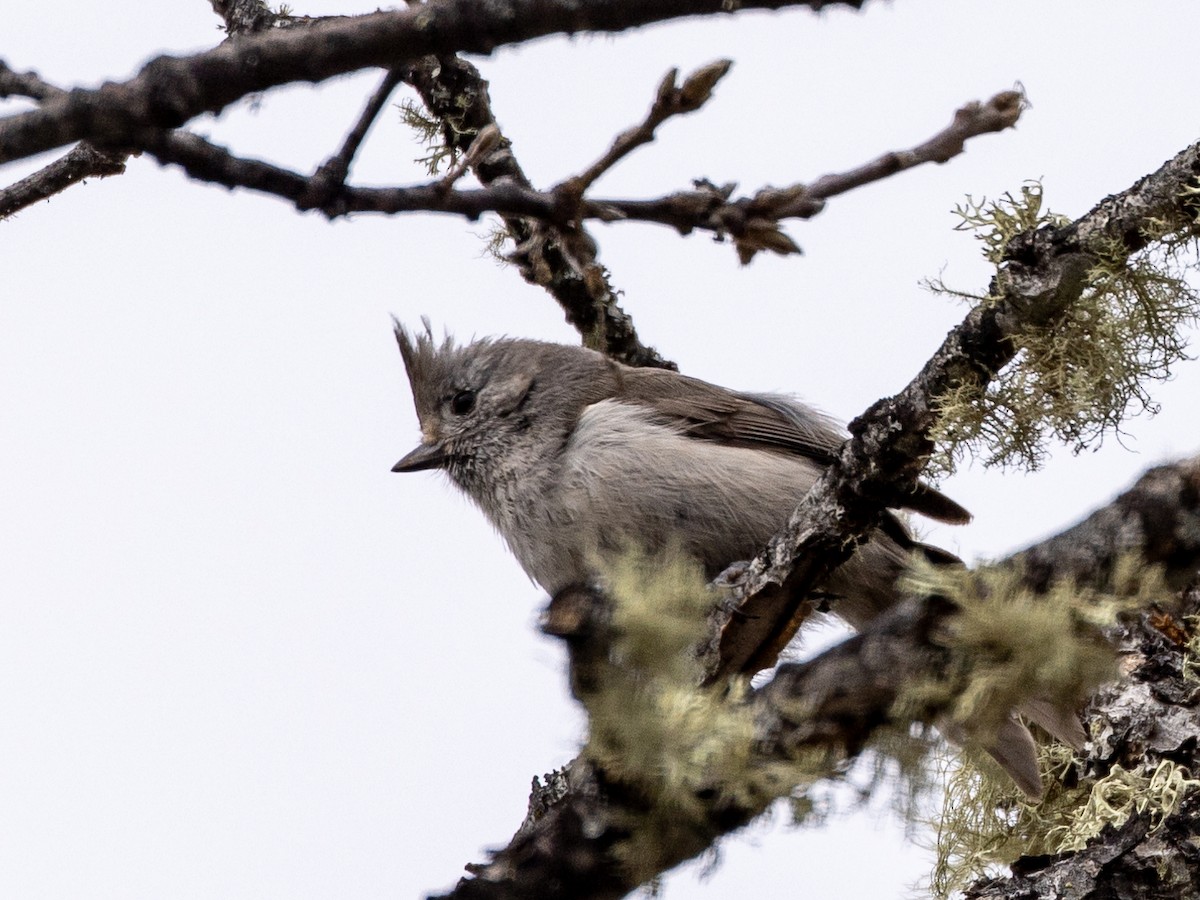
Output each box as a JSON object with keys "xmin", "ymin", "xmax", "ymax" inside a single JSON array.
[
  {"xmin": 927, "ymin": 181, "xmax": 1200, "ymax": 475},
  {"xmin": 398, "ymin": 98, "xmax": 464, "ymax": 176},
  {"xmin": 920, "ymin": 555, "xmax": 1188, "ymax": 898},
  {"xmin": 896, "ymin": 556, "xmax": 1121, "ymax": 742},
  {"xmin": 583, "ymin": 547, "xmax": 929, "ymax": 879},
  {"xmin": 931, "ymin": 749, "xmax": 1200, "ymax": 898}
]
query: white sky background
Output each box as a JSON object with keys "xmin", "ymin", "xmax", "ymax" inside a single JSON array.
[{"xmin": 3, "ymin": 2, "xmax": 1199, "ymax": 898}]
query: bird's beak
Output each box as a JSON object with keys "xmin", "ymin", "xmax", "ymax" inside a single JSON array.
[{"xmin": 391, "ymin": 442, "xmax": 448, "ymax": 473}]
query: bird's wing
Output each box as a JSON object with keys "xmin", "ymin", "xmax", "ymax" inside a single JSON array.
[{"xmin": 614, "ymin": 366, "xmax": 970, "ymax": 526}]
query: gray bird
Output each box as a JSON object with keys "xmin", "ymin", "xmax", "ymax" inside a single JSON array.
[{"xmin": 391, "ymin": 321, "xmax": 1079, "ymax": 795}]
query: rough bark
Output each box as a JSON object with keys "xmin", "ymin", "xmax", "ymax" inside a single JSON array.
[
  {"xmin": 430, "ymin": 138, "xmax": 1200, "ymax": 898},
  {"xmin": 710, "ymin": 139, "xmax": 1200, "ymax": 678},
  {"xmin": 0, "ymin": 0, "xmax": 867, "ymax": 165},
  {"xmin": 442, "ymin": 457, "xmax": 1200, "ymax": 900},
  {"xmin": 963, "ymin": 579, "xmax": 1200, "ymax": 899}
]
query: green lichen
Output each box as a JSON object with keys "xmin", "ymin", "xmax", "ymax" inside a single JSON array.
[
  {"xmin": 931, "ymin": 751, "xmax": 1200, "ymax": 898},
  {"xmin": 581, "ymin": 549, "xmax": 760, "ymax": 876},
  {"xmin": 896, "ymin": 557, "xmax": 1121, "ymax": 742},
  {"xmin": 583, "ymin": 548, "xmax": 931, "ymax": 879},
  {"xmin": 398, "ymin": 99, "xmax": 462, "ymax": 176},
  {"xmin": 917, "ymin": 556, "xmax": 1188, "ymax": 898},
  {"xmin": 927, "ymin": 181, "xmax": 1200, "ymax": 475},
  {"xmin": 1183, "ymin": 615, "xmax": 1200, "ymax": 683}
]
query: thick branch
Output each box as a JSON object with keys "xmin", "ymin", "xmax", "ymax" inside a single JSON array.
[
  {"xmin": 440, "ymin": 139, "xmax": 1200, "ymax": 894},
  {"xmin": 446, "ymin": 453, "xmax": 1200, "ymax": 900},
  {"xmin": 444, "ymin": 594, "xmax": 952, "ymax": 900},
  {"xmin": 0, "ymin": 0, "xmax": 866, "ymax": 167},
  {"xmin": 712, "ymin": 138, "xmax": 1200, "ymax": 677},
  {"xmin": 961, "ymin": 580, "xmax": 1200, "ymax": 899},
  {"xmin": 1015, "ymin": 457, "xmax": 1200, "ymax": 592}
]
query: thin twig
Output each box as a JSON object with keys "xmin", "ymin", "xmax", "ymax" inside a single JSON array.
[
  {"xmin": 0, "ymin": 141, "xmax": 127, "ymax": 219},
  {"xmin": 437, "ymin": 124, "xmax": 501, "ymax": 191},
  {"xmin": 401, "ymin": 52, "xmax": 675, "ymax": 370},
  {"xmin": 0, "ymin": 60, "xmax": 64, "ymax": 102},
  {"xmin": 557, "ymin": 60, "xmax": 731, "ymax": 197},
  {"xmin": 300, "ymin": 67, "xmax": 405, "ymax": 211},
  {"xmin": 804, "ymin": 89, "xmax": 1027, "ymax": 205},
  {"xmin": 131, "ymin": 87, "xmax": 1021, "ymax": 251}
]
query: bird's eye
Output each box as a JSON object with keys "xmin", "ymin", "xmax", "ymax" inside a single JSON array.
[{"xmin": 449, "ymin": 389, "xmax": 477, "ymax": 416}]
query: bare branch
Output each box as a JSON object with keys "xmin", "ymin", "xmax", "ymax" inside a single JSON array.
[
  {"xmin": 0, "ymin": 1, "xmax": 866, "ymax": 168},
  {"xmin": 0, "ymin": 141, "xmax": 127, "ymax": 219},
  {"xmin": 0, "ymin": 60, "xmax": 63, "ymax": 103},
  {"xmin": 590, "ymin": 89, "xmax": 1025, "ymax": 261},
  {"xmin": 300, "ymin": 67, "xmax": 405, "ymax": 211},
  {"xmin": 557, "ymin": 60, "xmax": 732, "ymax": 198},
  {"xmin": 804, "ymin": 89, "xmax": 1026, "ymax": 203},
  {"xmin": 134, "ymin": 83, "xmax": 1019, "ymax": 264},
  {"xmin": 0, "ymin": 62, "xmax": 127, "ymax": 217},
  {"xmin": 401, "ymin": 53, "xmax": 675, "ymax": 369}
]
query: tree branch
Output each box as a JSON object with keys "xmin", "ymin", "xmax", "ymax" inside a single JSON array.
[
  {"xmin": 300, "ymin": 67, "xmax": 405, "ymax": 211},
  {"xmin": 557, "ymin": 60, "xmax": 732, "ymax": 197},
  {"xmin": 711, "ymin": 138, "xmax": 1200, "ymax": 678},
  {"xmin": 959, "ymin": 577, "xmax": 1200, "ymax": 899},
  {"xmin": 131, "ymin": 76, "xmax": 1019, "ymax": 257},
  {"xmin": 0, "ymin": 140, "xmax": 127, "ymax": 218},
  {"xmin": 0, "ymin": 0, "xmax": 867, "ymax": 168},
  {"xmin": 446, "ymin": 453, "xmax": 1200, "ymax": 900},
  {"xmin": 401, "ymin": 52, "xmax": 675, "ymax": 369},
  {"xmin": 597, "ymin": 89, "xmax": 1024, "ymax": 263},
  {"xmin": 0, "ymin": 61, "xmax": 128, "ymax": 217}
]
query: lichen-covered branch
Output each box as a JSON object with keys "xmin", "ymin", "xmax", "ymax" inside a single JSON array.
[
  {"xmin": 443, "ymin": 594, "xmax": 952, "ymax": 900},
  {"xmin": 441, "ymin": 137, "xmax": 1200, "ymax": 894},
  {"xmin": 446, "ymin": 455, "xmax": 1200, "ymax": 900},
  {"xmin": 712, "ymin": 139, "xmax": 1200, "ymax": 678},
  {"xmin": 954, "ymin": 581, "xmax": 1200, "ymax": 899}
]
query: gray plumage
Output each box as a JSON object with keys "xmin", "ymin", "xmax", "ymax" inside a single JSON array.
[{"xmin": 391, "ymin": 321, "xmax": 1080, "ymax": 796}]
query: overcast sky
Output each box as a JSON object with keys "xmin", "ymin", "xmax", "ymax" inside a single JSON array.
[{"xmin": 3, "ymin": 2, "xmax": 1200, "ymax": 898}]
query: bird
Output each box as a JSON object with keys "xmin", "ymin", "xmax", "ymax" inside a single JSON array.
[{"xmin": 390, "ymin": 320, "xmax": 1081, "ymax": 795}]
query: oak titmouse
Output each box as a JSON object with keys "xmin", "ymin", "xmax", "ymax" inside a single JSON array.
[{"xmin": 390, "ymin": 322, "xmax": 1079, "ymax": 795}]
